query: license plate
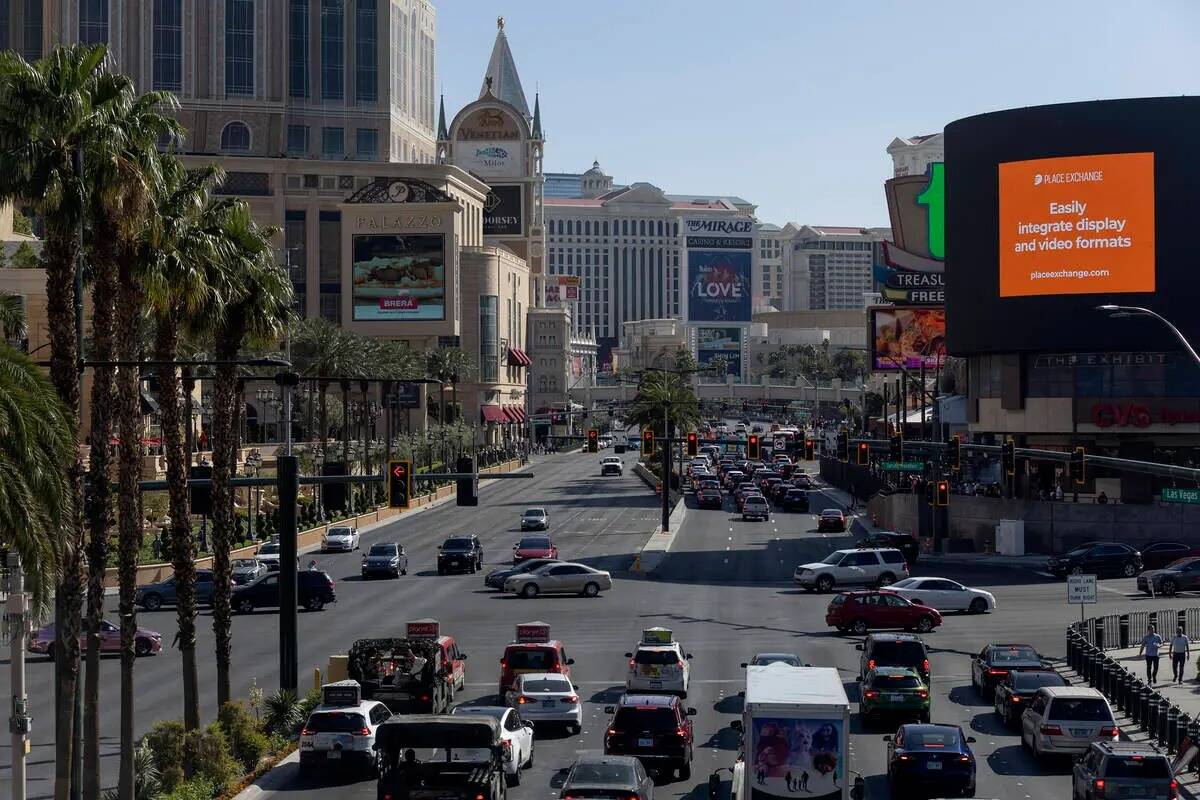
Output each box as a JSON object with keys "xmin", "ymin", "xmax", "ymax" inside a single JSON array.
[
  {"xmin": 543, "ymin": 700, "xmax": 556, "ymax": 708},
  {"xmin": 888, "ymin": 694, "xmax": 903, "ymax": 702},
  {"xmin": 1071, "ymin": 728, "xmax": 1091, "ymax": 737},
  {"xmin": 638, "ymin": 738, "xmax": 654, "ymax": 747},
  {"xmin": 327, "ymin": 750, "xmax": 341, "ymax": 760},
  {"xmin": 649, "ymin": 680, "xmax": 662, "ymax": 688},
  {"xmin": 926, "ymin": 760, "xmax": 940, "ymax": 770}
]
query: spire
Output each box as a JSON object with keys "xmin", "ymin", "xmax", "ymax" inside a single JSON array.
[
  {"xmin": 479, "ymin": 17, "xmax": 530, "ymax": 118},
  {"xmin": 531, "ymin": 92, "xmax": 542, "ymax": 139},
  {"xmin": 437, "ymin": 94, "xmax": 448, "ymax": 140}
]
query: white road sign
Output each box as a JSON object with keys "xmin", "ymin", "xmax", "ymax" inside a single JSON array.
[{"xmin": 1067, "ymin": 574, "xmax": 1097, "ymax": 605}]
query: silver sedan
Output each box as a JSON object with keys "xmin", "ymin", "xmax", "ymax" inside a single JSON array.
[{"xmin": 503, "ymin": 562, "xmax": 613, "ymax": 598}]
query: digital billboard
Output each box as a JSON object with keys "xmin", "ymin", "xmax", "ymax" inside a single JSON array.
[
  {"xmin": 697, "ymin": 327, "xmax": 742, "ymax": 382},
  {"xmin": 750, "ymin": 716, "xmax": 843, "ymax": 800},
  {"xmin": 870, "ymin": 306, "xmax": 946, "ymax": 371},
  {"xmin": 945, "ymin": 96, "xmax": 1200, "ymax": 354},
  {"xmin": 687, "ymin": 251, "xmax": 751, "ymax": 323},
  {"xmin": 352, "ymin": 234, "xmax": 446, "ymax": 321},
  {"xmin": 483, "ymin": 185, "xmax": 523, "ymax": 236}
]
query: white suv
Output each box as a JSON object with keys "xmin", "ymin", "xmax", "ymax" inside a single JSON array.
[
  {"xmin": 299, "ymin": 697, "xmax": 391, "ymax": 776},
  {"xmin": 793, "ymin": 548, "xmax": 910, "ymax": 593},
  {"xmin": 1021, "ymin": 686, "xmax": 1117, "ymax": 758}
]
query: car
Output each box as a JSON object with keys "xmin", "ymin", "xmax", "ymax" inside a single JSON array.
[
  {"xmin": 817, "ymin": 509, "xmax": 847, "ymax": 532},
  {"xmin": 860, "ymin": 666, "xmax": 930, "ymax": 724},
  {"xmin": 794, "ymin": 473, "xmax": 815, "ymax": 489},
  {"xmin": 601, "ymin": 457, "xmax": 624, "ymax": 476},
  {"xmin": 1046, "ymin": 542, "xmax": 1142, "ymax": 578},
  {"xmin": 512, "ymin": 535, "xmax": 558, "ymax": 564},
  {"xmin": 887, "ymin": 577, "xmax": 995, "ymax": 614},
  {"xmin": 360, "ymin": 542, "xmax": 407, "ymax": 579},
  {"xmin": 298, "ymin": 689, "xmax": 391, "ymax": 777},
  {"xmin": 1072, "ymin": 741, "xmax": 1178, "ymax": 800},
  {"xmin": 780, "ymin": 488, "xmax": 810, "ymax": 512},
  {"xmin": 561, "ymin": 754, "xmax": 654, "ymax": 800},
  {"xmin": 794, "ymin": 548, "xmax": 910, "ymax": 592},
  {"xmin": 230, "ymin": 558, "xmax": 266, "ymax": 586},
  {"xmin": 502, "ymin": 561, "xmax": 613, "ymax": 598},
  {"xmin": 740, "ymin": 652, "xmax": 804, "ymax": 667},
  {"xmin": 826, "ymin": 590, "xmax": 942, "ymax": 635},
  {"xmin": 768, "ymin": 481, "xmax": 792, "ymax": 501},
  {"xmin": 256, "ymin": 540, "xmax": 282, "ymax": 570},
  {"xmin": 449, "ymin": 705, "xmax": 534, "ymax": 786},
  {"xmin": 857, "ymin": 632, "xmax": 931, "ymax": 686},
  {"xmin": 28, "ymin": 619, "xmax": 162, "ymax": 659},
  {"xmin": 993, "ymin": 670, "xmax": 1068, "ymax": 727},
  {"xmin": 500, "ymin": 634, "xmax": 574, "ymax": 694},
  {"xmin": 625, "ymin": 629, "xmax": 691, "ymax": 696},
  {"xmin": 135, "ymin": 570, "xmax": 216, "ymax": 610},
  {"xmin": 520, "ymin": 507, "xmax": 550, "ymax": 530},
  {"xmin": 505, "ymin": 672, "xmax": 582, "ymax": 732},
  {"xmin": 1137, "ymin": 557, "xmax": 1200, "ymax": 596},
  {"xmin": 742, "ymin": 496, "xmax": 770, "ymax": 521},
  {"xmin": 885, "ymin": 724, "xmax": 977, "ymax": 798},
  {"xmin": 971, "ymin": 643, "xmax": 1047, "ymax": 698},
  {"xmin": 696, "ymin": 487, "xmax": 724, "ymax": 509},
  {"xmin": 322, "ymin": 525, "xmax": 360, "ymax": 552},
  {"xmin": 1138, "ymin": 541, "xmax": 1198, "ymax": 571},
  {"xmin": 484, "ymin": 557, "xmax": 560, "ymax": 590},
  {"xmin": 857, "ymin": 531, "xmax": 920, "ymax": 566},
  {"xmin": 603, "ymin": 693, "xmax": 696, "ymax": 780},
  {"xmin": 231, "ymin": 569, "xmax": 336, "ymax": 613},
  {"xmin": 723, "ymin": 470, "xmax": 745, "ymax": 490},
  {"xmin": 438, "ymin": 535, "xmax": 484, "ymax": 574},
  {"xmin": 1021, "ymin": 686, "xmax": 1118, "ymax": 758}
]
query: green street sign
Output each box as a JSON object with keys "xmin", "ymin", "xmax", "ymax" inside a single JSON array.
[
  {"xmin": 882, "ymin": 461, "xmax": 924, "ymax": 472},
  {"xmin": 1162, "ymin": 487, "xmax": 1200, "ymax": 504}
]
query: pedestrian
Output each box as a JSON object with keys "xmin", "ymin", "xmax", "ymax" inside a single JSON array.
[
  {"xmin": 1172, "ymin": 625, "xmax": 1191, "ymax": 684},
  {"xmin": 308, "ymin": 559, "xmax": 318, "ymax": 571},
  {"xmin": 1138, "ymin": 623, "xmax": 1164, "ymax": 684},
  {"xmin": 784, "ymin": 771, "xmax": 793, "ymax": 791},
  {"xmin": 1055, "ymin": 484, "xmax": 1064, "ymax": 501},
  {"xmin": 1098, "ymin": 491, "xmax": 1109, "ymax": 504}
]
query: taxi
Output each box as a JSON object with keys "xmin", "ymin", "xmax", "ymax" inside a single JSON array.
[
  {"xmin": 625, "ymin": 627, "xmax": 692, "ymax": 697},
  {"xmin": 299, "ymin": 680, "xmax": 391, "ymax": 777},
  {"xmin": 499, "ymin": 621, "xmax": 574, "ymax": 695}
]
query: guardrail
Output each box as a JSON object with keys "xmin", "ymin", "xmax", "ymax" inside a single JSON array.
[{"xmin": 1067, "ymin": 609, "xmax": 1200, "ymax": 772}]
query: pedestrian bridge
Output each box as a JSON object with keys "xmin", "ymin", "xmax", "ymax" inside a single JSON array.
[{"xmin": 572, "ymin": 380, "xmax": 864, "ymax": 409}]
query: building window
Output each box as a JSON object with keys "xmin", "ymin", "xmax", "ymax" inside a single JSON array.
[
  {"xmin": 288, "ymin": 0, "xmax": 309, "ymax": 98},
  {"xmin": 320, "ymin": 0, "xmax": 344, "ymax": 101},
  {"xmin": 225, "ymin": 0, "xmax": 255, "ymax": 96},
  {"xmin": 79, "ymin": 0, "xmax": 108, "ymax": 45},
  {"xmin": 152, "ymin": 0, "xmax": 183, "ymax": 91},
  {"xmin": 355, "ymin": 0, "xmax": 378, "ymax": 102},
  {"xmin": 321, "ymin": 126, "xmax": 344, "ymax": 159},
  {"xmin": 355, "ymin": 128, "xmax": 378, "ymax": 160},
  {"xmin": 220, "ymin": 121, "xmax": 251, "ymax": 152},
  {"xmin": 286, "ymin": 125, "xmax": 309, "ymax": 155},
  {"xmin": 480, "ymin": 296, "xmax": 498, "ymax": 383},
  {"xmin": 284, "ymin": 209, "xmax": 307, "ymax": 314}
]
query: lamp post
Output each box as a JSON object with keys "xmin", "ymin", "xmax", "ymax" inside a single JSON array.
[{"xmin": 1096, "ymin": 305, "xmax": 1200, "ymax": 366}]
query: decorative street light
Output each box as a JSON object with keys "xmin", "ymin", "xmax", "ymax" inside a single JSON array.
[{"xmin": 1095, "ymin": 305, "xmax": 1200, "ymax": 367}]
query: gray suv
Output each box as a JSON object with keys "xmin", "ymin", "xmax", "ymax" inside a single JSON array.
[{"xmin": 1071, "ymin": 741, "xmax": 1176, "ymax": 800}]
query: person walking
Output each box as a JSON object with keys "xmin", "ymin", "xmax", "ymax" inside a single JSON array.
[
  {"xmin": 1171, "ymin": 625, "xmax": 1191, "ymax": 684},
  {"xmin": 1138, "ymin": 623, "xmax": 1164, "ymax": 684}
]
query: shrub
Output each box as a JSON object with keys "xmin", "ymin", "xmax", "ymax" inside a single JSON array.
[
  {"xmin": 158, "ymin": 777, "xmax": 214, "ymax": 800},
  {"xmin": 190, "ymin": 724, "xmax": 242, "ymax": 795},
  {"xmin": 141, "ymin": 719, "xmax": 240, "ymax": 795},
  {"xmin": 143, "ymin": 719, "xmax": 187, "ymax": 790},
  {"xmin": 218, "ymin": 701, "xmax": 270, "ymax": 771},
  {"xmin": 262, "ymin": 689, "xmax": 301, "ymax": 738}
]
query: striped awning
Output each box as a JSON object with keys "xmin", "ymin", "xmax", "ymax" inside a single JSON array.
[
  {"xmin": 506, "ymin": 347, "xmax": 531, "ymax": 367},
  {"xmin": 481, "ymin": 405, "xmax": 508, "ymax": 424}
]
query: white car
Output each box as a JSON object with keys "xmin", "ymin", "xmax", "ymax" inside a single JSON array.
[
  {"xmin": 298, "ymin": 697, "xmax": 391, "ymax": 776},
  {"xmin": 504, "ymin": 672, "xmax": 583, "ymax": 733},
  {"xmin": 449, "ymin": 705, "xmax": 534, "ymax": 785},
  {"xmin": 256, "ymin": 540, "xmax": 282, "ymax": 570},
  {"xmin": 886, "ymin": 577, "xmax": 996, "ymax": 613},
  {"xmin": 601, "ymin": 457, "xmax": 623, "ymax": 476},
  {"xmin": 742, "ymin": 496, "xmax": 769, "ymax": 521},
  {"xmin": 322, "ymin": 525, "xmax": 359, "ymax": 552},
  {"xmin": 625, "ymin": 641, "xmax": 692, "ymax": 697},
  {"xmin": 1021, "ymin": 686, "xmax": 1117, "ymax": 758}
]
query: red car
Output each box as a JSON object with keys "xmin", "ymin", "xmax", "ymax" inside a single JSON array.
[
  {"xmin": 499, "ymin": 639, "xmax": 573, "ymax": 694},
  {"xmin": 29, "ymin": 619, "xmax": 163, "ymax": 659},
  {"xmin": 513, "ymin": 535, "xmax": 558, "ymax": 564},
  {"xmin": 825, "ymin": 590, "xmax": 943, "ymax": 635},
  {"xmin": 697, "ymin": 488, "xmax": 724, "ymax": 509}
]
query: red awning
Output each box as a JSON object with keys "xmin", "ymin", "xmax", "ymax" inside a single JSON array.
[
  {"xmin": 507, "ymin": 347, "xmax": 531, "ymax": 368},
  {"xmin": 481, "ymin": 405, "xmax": 508, "ymax": 424},
  {"xmin": 501, "ymin": 406, "xmax": 519, "ymax": 423},
  {"xmin": 511, "ymin": 406, "xmax": 527, "ymax": 423}
]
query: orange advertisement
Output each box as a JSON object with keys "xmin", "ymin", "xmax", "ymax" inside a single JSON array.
[{"xmin": 998, "ymin": 152, "xmax": 1155, "ymax": 297}]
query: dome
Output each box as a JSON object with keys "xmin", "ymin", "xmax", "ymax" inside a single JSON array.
[{"xmin": 584, "ymin": 160, "xmax": 605, "ymax": 176}]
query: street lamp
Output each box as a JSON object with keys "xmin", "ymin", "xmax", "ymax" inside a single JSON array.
[{"xmin": 1095, "ymin": 305, "xmax": 1200, "ymax": 366}]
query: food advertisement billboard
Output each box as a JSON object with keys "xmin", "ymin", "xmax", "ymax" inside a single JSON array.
[
  {"xmin": 870, "ymin": 306, "xmax": 946, "ymax": 371},
  {"xmin": 687, "ymin": 251, "xmax": 752, "ymax": 323},
  {"xmin": 750, "ymin": 717, "xmax": 843, "ymax": 800},
  {"xmin": 352, "ymin": 234, "xmax": 446, "ymax": 321}
]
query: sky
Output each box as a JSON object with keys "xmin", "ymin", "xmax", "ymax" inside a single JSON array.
[{"xmin": 435, "ymin": 0, "xmax": 1200, "ymax": 227}]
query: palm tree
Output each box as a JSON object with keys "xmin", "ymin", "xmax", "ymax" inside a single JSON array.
[
  {"xmin": 292, "ymin": 318, "xmax": 355, "ymax": 516},
  {"xmin": 0, "ymin": 290, "xmax": 29, "ymax": 342},
  {"xmin": 626, "ymin": 369, "xmax": 702, "ymax": 441},
  {"xmin": 424, "ymin": 348, "xmax": 452, "ymax": 426},
  {"xmin": 442, "ymin": 349, "xmax": 476, "ymax": 426},
  {"xmin": 0, "ymin": 43, "xmax": 127, "ymax": 800}
]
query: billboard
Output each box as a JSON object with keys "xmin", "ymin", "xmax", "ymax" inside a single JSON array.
[
  {"xmin": 482, "ymin": 184, "xmax": 523, "ymax": 236},
  {"xmin": 870, "ymin": 306, "xmax": 946, "ymax": 371},
  {"xmin": 352, "ymin": 234, "xmax": 446, "ymax": 321},
  {"xmin": 946, "ymin": 97, "xmax": 1199, "ymax": 354},
  {"xmin": 750, "ymin": 716, "xmax": 843, "ymax": 800},
  {"xmin": 687, "ymin": 251, "xmax": 751, "ymax": 322},
  {"xmin": 697, "ymin": 327, "xmax": 742, "ymax": 382}
]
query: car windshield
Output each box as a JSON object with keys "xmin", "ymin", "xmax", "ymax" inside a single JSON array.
[
  {"xmin": 1166, "ymin": 558, "xmax": 1199, "ymax": 570},
  {"xmin": 634, "ymin": 649, "xmax": 679, "ymax": 665},
  {"xmin": 871, "ymin": 673, "xmax": 921, "ymax": 689},
  {"xmin": 820, "ymin": 553, "xmax": 846, "ymax": 565},
  {"xmin": 1013, "ymin": 672, "xmax": 1066, "ymax": 692},
  {"xmin": 442, "ymin": 538, "xmax": 473, "ymax": 550},
  {"xmin": 613, "ymin": 706, "xmax": 677, "ymax": 731},
  {"xmin": 992, "ymin": 646, "xmax": 1040, "ymax": 663},
  {"xmin": 1049, "ymin": 697, "xmax": 1113, "ymax": 722},
  {"xmin": 822, "ymin": 511, "xmax": 842, "ymax": 518},
  {"xmin": 569, "ymin": 762, "xmax": 635, "ymax": 786},
  {"xmin": 306, "ymin": 711, "xmax": 367, "ymax": 733},
  {"xmin": 368, "ymin": 544, "xmax": 398, "ymax": 556},
  {"xmin": 518, "ymin": 537, "xmax": 550, "ymax": 549},
  {"xmin": 521, "ymin": 677, "xmax": 572, "ymax": 693},
  {"xmin": 905, "ymin": 729, "xmax": 961, "ymax": 750},
  {"xmin": 1103, "ymin": 756, "xmax": 1171, "ymax": 779},
  {"xmin": 452, "ymin": 707, "xmax": 506, "ymax": 721},
  {"xmin": 1065, "ymin": 546, "xmax": 1093, "ymax": 557},
  {"xmin": 507, "ymin": 649, "xmax": 558, "ymax": 670},
  {"xmin": 231, "ymin": 560, "xmax": 257, "ymax": 569},
  {"xmin": 258, "ymin": 543, "xmax": 279, "ymax": 555},
  {"xmin": 754, "ymin": 654, "xmax": 800, "ymax": 666},
  {"xmin": 523, "ymin": 510, "xmax": 545, "ymax": 517},
  {"xmin": 891, "ymin": 578, "xmax": 919, "ymax": 589},
  {"xmin": 870, "ymin": 641, "xmax": 927, "ymax": 665},
  {"xmin": 516, "ymin": 560, "xmax": 554, "ymax": 573},
  {"xmin": 328, "ymin": 528, "xmax": 351, "ymax": 536}
]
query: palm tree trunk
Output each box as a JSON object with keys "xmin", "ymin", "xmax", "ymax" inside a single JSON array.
[
  {"xmin": 154, "ymin": 318, "xmax": 201, "ymax": 731},
  {"xmin": 83, "ymin": 229, "xmax": 118, "ymax": 800},
  {"xmin": 43, "ymin": 222, "xmax": 86, "ymax": 800},
  {"xmin": 210, "ymin": 331, "xmax": 241, "ymax": 707},
  {"xmin": 115, "ymin": 255, "xmax": 144, "ymax": 800}
]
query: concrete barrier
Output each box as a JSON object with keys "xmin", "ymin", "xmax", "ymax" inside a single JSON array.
[{"xmin": 632, "ymin": 489, "xmax": 687, "ymax": 575}]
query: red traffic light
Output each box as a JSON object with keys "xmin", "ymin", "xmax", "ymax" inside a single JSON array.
[{"xmin": 391, "ymin": 464, "xmax": 406, "ymax": 478}]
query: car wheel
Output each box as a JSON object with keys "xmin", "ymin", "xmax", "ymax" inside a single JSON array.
[
  {"xmin": 142, "ymin": 594, "xmax": 162, "ymax": 611},
  {"xmin": 1164, "ymin": 579, "xmax": 1179, "ymax": 596},
  {"xmin": 582, "ymin": 582, "xmax": 600, "ymax": 597},
  {"xmin": 521, "ymin": 583, "xmax": 539, "ymax": 599},
  {"xmin": 962, "ymin": 780, "xmax": 975, "ymax": 798},
  {"xmin": 401, "ymin": 566, "xmax": 408, "ymax": 575},
  {"xmin": 506, "ymin": 767, "xmax": 521, "ymax": 787},
  {"xmin": 438, "ymin": 567, "xmax": 445, "ymax": 576},
  {"xmin": 816, "ymin": 575, "xmax": 834, "ymax": 593},
  {"xmin": 1123, "ymin": 562, "xmax": 1138, "ymax": 578},
  {"xmin": 306, "ymin": 596, "xmax": 325, "ymax": 612},
  {"xmin": 525, "ymin": 745, "xmax": 534, "ymax": 768},
  {"xmin": 877, "ymin": 573, "xmax": 896, "ymax": 588},
  {"xmin": 915, "ymin": 616, "xmax": 934, "ymax": 633},
  {"xmin": 236, "ymin": 598, "xmax": 254, "ymax": 614},
  {"xmin": 134, "ymin": 638, "xmax": 152, "ymax": 657},
  {"xmin": 969, "ymin": 598, "xmax": 988, "ymax": 614},
  {"xmin": 679, "ymin": 762, "xmax": 691, "ymax": 781},
  {"xmin": 851, "ymin": 618, "xmax": 869, "ymax": 635}
]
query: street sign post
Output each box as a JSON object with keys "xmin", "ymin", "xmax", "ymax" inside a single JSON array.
[
  {"xmin": 881, "ymin": 461, "xmax": 924, "ymax": 472},
  {"xmin": 1162, "ymin": 487, "xmax": 1200, "ymax": 504},
  {"xmin": 1067, "ymin": 574, "xmax": 1098, "ymax": 624}
]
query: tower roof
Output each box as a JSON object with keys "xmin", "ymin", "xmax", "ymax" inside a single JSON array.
[{"xmin": 480, "ymin": 16, "xmax": 530, "ymax": 118}]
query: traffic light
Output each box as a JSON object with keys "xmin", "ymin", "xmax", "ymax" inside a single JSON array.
[
  {"xmin": 456, "ymin": 456, "xmax": 478, "ymax": 506},
  {"xmin": 1002, "ymin": 437, "xmax": 1016, "ymax": 476},
  {"xmin": 889, "ymin": 434, "xmax": 902, "ymax": 461},
  {"xmin": 936, "ymin": 479, "xmax": 950, "ymax": 507},
  {"xmin": 587, "ymin": 428, "xmax": 599, "ymax": 453},
  {"xmin": 1070, "ymin": 446, "xmax": 1086, "ymax": 487},
  {"xmin": 747, "ymin": 434, "xmax": 761, "ymax": 460},
  {"xmin": 837, "ymin": 430, "xmax": 849, "ymax": 462},
  {"xmin": 804, "ymin": 439, "xmax": 815, "ymax": 460},
  {"xmin": 924, "ymin": 481, "xmax": 935, "ymax": 506},
  {"xmin": 686, "ymin": 432, "xmax": 699, "ymax": 457},
  {"xmin": 642, "ymin": 429, "xmax": 655, "ymax": 456},
  {"xmin": 948, "ymin": 435, "xmax": 962, "ymax": 473},
  {"xmin": 189, "ymin": 464, "xmax": 213, "ymax": 516},
  {"xmin": 856, "ymin": 441, "xmax": 869, "ymax": 465},
  {"xmin": 388, "ymin": 459, "xmax": 412, "ymax": 509}
]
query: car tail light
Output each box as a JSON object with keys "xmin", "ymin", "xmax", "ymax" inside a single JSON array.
[
  {"xmin": 867, "ymin": 659, "xmax": 876, "ymax": 670},
  {"xmin": 959, "ymin": 755, "xmax": 971, "ymax": 762},
  {"xmin": 629, "ymin": 659, "xmax": 636, "ymax": 668},
  {"xmin": 897, "ymin": 754, "xmax": 910, "ymax": 761},
  {"xmin": 864, "ymin": 690, "xmax": 878, "ymax": 699},
  {"xmin": 549, "ymin": 664, "xmax": 563, "ymax": 673},
  {"xmin": 1011, "ymin": 696, "xmax": 1022, "ymax": 703},
  {"xmin": 300, "ymin": 727, "xmax": 314, "ymax": 736},
  {"xmin": 1100, "ymin": 725, "xmax": 1119, "ymax": 738},
  {"xmin": 476, "ymin": 794, "xmax": 485, "ymax": 800},
  {"xmin": 420, "ymin": 694, "xmax": 429, "ymax": 702},
  {"xmin": 357, "ymin": 727, "xmax": 371, "ymax": 736},
  {"xmin": 1093, "ymin": 778, "xmax": 1105, "ymax": 797},
  {"xmin": 607, "ymin": 728, "xmax": 618, "ymax": 737},
  {"xmin": 384, "ymin": 795, "xmax": 392, "ymax": 800},
  {"xmin": 517, "ymin": 696, "xmax": 528, "ymax": 704},
  {"xmin": 922, "ymin": 659, "xmax": 930, "ymax": 674},
  {"xmin": 918, "ymin": 690, "xmax": 928, "ymax": 699},
  {"xmin": 676, "ymin": 726, "xmax": 689, "ymax": 738},
  {"xmin": 1040, "ymin": 724, "xmax": 1064, "ymax": 736},
  {"xmin": 1169, "ymin": 779, "xmax": 1178, "ymax": 799},
  {"xmin": 677, "ymin": 659, "xmax": 685, "ymax": 667},
  {"xmin": 565, "ymin": 695, "xmax": 578, "ymax": 704},
  {"xmin": 502, "ymin": 740, "xmax": 512, "ymax": 754},
  {"xmin": 987, "ymin": 668, "xmax": 1008, "ymax": 676},
  {"xmin": 500, "ymin": 660, "xmax": 507, "ymax": 668}
]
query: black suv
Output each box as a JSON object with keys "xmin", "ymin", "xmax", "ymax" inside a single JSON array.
[
  {"xmin": 604, "ymin": 693, "xmax": 696, "ymax": 780},
  {"xmin": 231, "ymin": 570, "xmax": 336, "ymax": 613},
  {"xmin": 1046, "ymin": 542, "xmax": 1142, "ymax": 578},
  {"xmin": 437, "ymin": 535, "xmax": 484, "ymax": 574},
  {"xmin": 857, "ymin": 633, "xmax": 930, "ymax": 686}
]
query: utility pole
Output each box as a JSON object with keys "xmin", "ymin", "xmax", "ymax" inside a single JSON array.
[
  {"xmin": 9, "ymin": 553, "xmax": 30, "ymax": 800},
  {"xmin": 661, "ymin": 402, "xmax": 671, "ymax": 533}
]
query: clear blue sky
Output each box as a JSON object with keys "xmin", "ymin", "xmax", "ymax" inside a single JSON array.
[{"xmin": 436, "ymin": 1, "xmax": 1199, "ymax": 227}]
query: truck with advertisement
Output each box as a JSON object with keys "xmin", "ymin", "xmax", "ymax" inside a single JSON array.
[
  {"xmin": 725, "ymin": 664, "xmax": 858, "ymax": 800},
  {"xmin": 347, "ymin": 619, "xmax": 460, "ymax": 713}
]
